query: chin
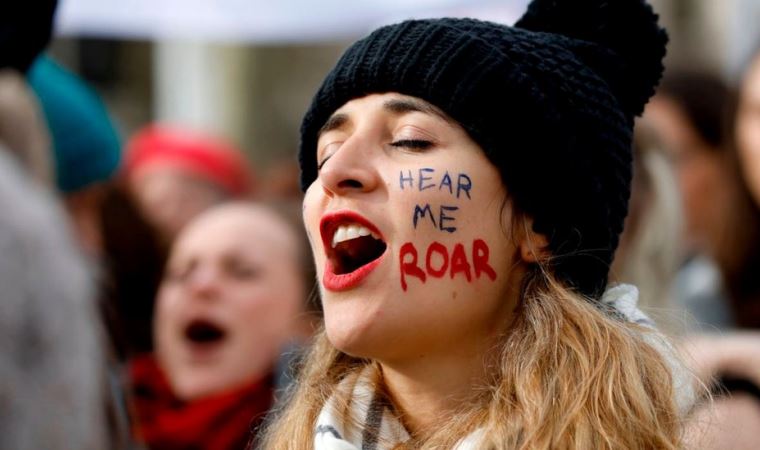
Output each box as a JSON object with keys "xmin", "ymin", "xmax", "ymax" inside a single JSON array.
[
  {"xmin": 170, "ymin": 372, "xmax": 233, "ymax": 401},
  {"xmin": 325, "ymin": 314, "xmax": 414, "ymax": 363},
  {"xmin": 171, "ymin": 378, "xmax": 213, "ymax": 401},
  {"xmin": 323, "ymin": 315, "xmax": 381, "ymax": 359}
]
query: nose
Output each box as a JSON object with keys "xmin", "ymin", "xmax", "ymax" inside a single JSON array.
[
  {"xmin": 186, "ymin": 265, "xmax": 220, "ymax": 300},
  {"xmin": 318, "ymin": 134, "xmax": 381, "ymax": 196}
]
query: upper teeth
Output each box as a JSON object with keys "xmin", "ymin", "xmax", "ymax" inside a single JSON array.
[{"xmin": 331, "ymin": 224, "xmax": 378, "ymax": 248}]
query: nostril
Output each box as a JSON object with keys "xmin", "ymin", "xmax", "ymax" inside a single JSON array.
[{"xmin": 338, "ymin": 179, "xmax": 363, "ymax": 189}]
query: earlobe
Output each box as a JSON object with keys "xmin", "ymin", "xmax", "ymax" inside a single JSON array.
[{"xmin": 519, "ymin": 231, "xmax": 549, "ymax": 264}]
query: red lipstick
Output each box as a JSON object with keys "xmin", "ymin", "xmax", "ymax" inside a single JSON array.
[{"xmin": 319, "ymin": 210, "xmax": 387, "ymax": 291}]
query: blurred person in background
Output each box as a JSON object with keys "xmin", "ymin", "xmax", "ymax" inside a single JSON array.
[
  {"xmin": 259, "ymin": 156, "xmax": 303, "ymax": 201},
  {"xmin": 124, "ymin": 124, "xmax": 256, "ymax": 245},
  {"xmin": 0, "ymin": 147, "xmax": 108, "ymax": 449},
  {"xmin": 28, "ymin": 54, "xmax": 167, "ymax": 361},
  {"xmin": 99, "ymin": 182, "xmax": 168, "ymax": 358},
  {"xmin": 610, "ymin": 133, "xmax": 683, "ymax": 335},
  {"xmin": 1, "ymin": 3, "xmax": 135, "ymax": 447},
  {"xmin": 0, "ymin": 70, "xmax": 52, "ymax": 186},
  {"xmin": 129, "ymin": 202, "xmax": 314, "ymax": 450},
  {"xmin": 680, "ymin": 47, "xmax": 760, "ymax": 450},
  {"xmin": 731, "ymin": 46, "xmax": 760, "ymax": 328},
  {"xmin": 28, "ymin": 55, "xmax": 122, "ymax": 256},
  {"xmin": 644, "ymin": 71, "xmax": 745, "ymax": 329},
  {"xmin": 0, "ymin": 0, "xmax": 57, "ymax": 187},
  {"xmin": 684, "ymin": 331, "xmax": 760, "ymax": 449}
]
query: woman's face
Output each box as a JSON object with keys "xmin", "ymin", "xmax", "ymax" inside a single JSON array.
[
  {"xmin": 130, "ymin": 166, "xmax": 227, "ymax": 242},
  {"xmin": 302, "ymin": 93, "xmax": 523, "ymax": 363},
  {"xmin": 155, "ymin": 204, "xmax": 303, "ymax": 400},
  {"xmin": 737, "ymin": 56, "xmax": 760, "ymax": 206},
  {"xmin": 645, "ymin": 97, "xmax": 727, "ymax": 250}
]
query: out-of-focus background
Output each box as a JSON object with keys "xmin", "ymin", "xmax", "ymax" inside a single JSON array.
[
  {"xmin": 5, "ymin": 1, "xmax": 760, "ymax": 449},
  {"xmin": 49, "ymin": 0, "xmax": 759, "ymax": 173}
]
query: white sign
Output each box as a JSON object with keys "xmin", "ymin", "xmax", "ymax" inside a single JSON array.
[{"xmin": 55, "ymin": 0, "xmax": 529, "ymax": 43}]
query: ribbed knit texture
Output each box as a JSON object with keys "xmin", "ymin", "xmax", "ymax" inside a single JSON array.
[{"xmin": 299, "ymin": 0, "xmax": 667, "ymax": 299}]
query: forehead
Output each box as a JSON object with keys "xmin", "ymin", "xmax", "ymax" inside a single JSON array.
[
  {"xmin": 339, "ymin": 93, "xmax": 444, "ymax": 113},
  {"xmin": 171, "ymin": 206, "xmax": 296, "ymax": 259}
]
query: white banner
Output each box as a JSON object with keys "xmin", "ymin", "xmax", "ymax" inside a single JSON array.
[{"xmin": 55, "ymin": 0, "xmax": 529, "ymax": 43}]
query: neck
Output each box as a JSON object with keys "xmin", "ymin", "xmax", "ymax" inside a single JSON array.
[{"xmin": 378, "ymin": 337, "xmax": 495, "ymax": 436}]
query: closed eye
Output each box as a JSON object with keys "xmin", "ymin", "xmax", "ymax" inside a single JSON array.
[
  {"xmin": 389, "ymin": 139, "xmax": 434, "ymax": 150},
  {"xmin": 317, "ymin": 155, "xmax": 332, "ymax": 171},
  {"xmin": 317, "ymin": 141, "xmax": 342, "ymax": 171}
]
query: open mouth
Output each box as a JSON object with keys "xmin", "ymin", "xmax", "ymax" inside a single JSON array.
[
  {"xmin": 184, "ymin": 319, "xmax": 226, "ymax": 345},
  {"xmin": 329, "ymin": 224, "xmax": 387, "ymax": 275},
  {"xmin": 320, "ymin": 211, "xmax": 388, "ymax": 290}
]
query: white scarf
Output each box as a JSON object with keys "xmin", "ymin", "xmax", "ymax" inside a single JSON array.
[
  {"xmin": 314, "ymin": 284, "xmax": 692, "ymax": 450},
  {"xmin": 314, "ymin": 367, "xmax": 486, "ymax": 450}
]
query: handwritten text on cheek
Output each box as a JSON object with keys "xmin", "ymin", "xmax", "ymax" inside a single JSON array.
[
  {"xmin": 401, "ymin": 168, "xmax": 471, "ymax": 233},
  {"xmin": 399, "ymin": 239, "xmax": 496, "ymax": 291},
  {"xmin": 398, "ymin": 168, "xmax": 495, "ymax": 291}
]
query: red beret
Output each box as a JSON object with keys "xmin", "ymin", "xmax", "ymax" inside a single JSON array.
[{"xmin": 124, "ymin": 124, "xmax": 254, "ymax": 196}]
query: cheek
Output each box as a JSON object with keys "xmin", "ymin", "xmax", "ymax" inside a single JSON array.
[
  {"xmin": 154, "ymin": 288, "xmax": 181, "ymax": 343},
  {"xmin": 302, "ymin": 188, "xmax": 327, "ymax": 265},
  {"xmin": 397, "ymin": 239, "xmax": 499, "ymax": 293},
  {"xmin": 739, "ymin": 116, "xmax": 760, "ymax": 161},
  {"xmin": 153, "ymin": 289, "xmax": 187, "ymax": 384},
  {"xmin": 136, "ymin": 176, "xmax": 177, "ymax": 211},
  {"xmin": 393, "ymin": 166, "xmax": 507, "ymax": 293},
  {"xmin": 737, "ymin": 117, "xmax": 760, "ymax": 202}
]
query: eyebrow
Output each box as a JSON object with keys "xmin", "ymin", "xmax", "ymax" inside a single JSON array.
[
  {"xmin": 382, "ymin": 98, "xmax": 451, "ymax": 122},
  {"xmin": 317, "ymin": 97, "xmax": 453, "ymax": 138}
]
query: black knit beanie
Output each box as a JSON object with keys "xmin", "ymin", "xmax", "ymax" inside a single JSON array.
[{"xmin": 298, "ymin": 0, "xmax": 668, "ymax": 300}]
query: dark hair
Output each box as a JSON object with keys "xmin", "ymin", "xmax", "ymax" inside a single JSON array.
[
  {"xmin": 99, "ymin": 182, "xmax": 167, "ymax": 358},
  {"xmin": 722, "ymin": 47, "xmax": 760, "ymax": 327},
  {"xmin": 658, "ymin": 71, "xmax": 732, "ymax": 149}
]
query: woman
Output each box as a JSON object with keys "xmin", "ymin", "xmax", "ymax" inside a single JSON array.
[
  {"xmin": 130, "ymin": 202, "xmax": 310, "ymax": 450},
  {"xmin": 681, "ymin": 46, "xmax": 760, "ymax": 450},
  {"xmin": 610, "ymin": 133, "xmax": 683, "ymax": 334},
  {"xmin": 263, "ymin": 0, "xmax": 690, "ymax": 448},
  {"xmin": 645, "ymin": 71, "xmax": 754, "ymax": 330},
  {"xmin": 124, "ymin": 124, "xmax": 255, "ymax": 245},
  {"xmin": 731, "ymin": 46, "xmax": 760, "ymax": 327}
]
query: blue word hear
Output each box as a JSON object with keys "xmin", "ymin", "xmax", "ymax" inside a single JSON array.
[
  {"xmin": 413, "ymin": 204, "xmax": 459, "ymax": 233},
  {"xmin": 399, "ymin": 169, "xmax": 472, "ymax": 199}
]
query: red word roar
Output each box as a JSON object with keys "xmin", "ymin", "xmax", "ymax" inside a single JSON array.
[{"xmin": 399, "ymin": 239, "xmax": 497, "ymax": 291}]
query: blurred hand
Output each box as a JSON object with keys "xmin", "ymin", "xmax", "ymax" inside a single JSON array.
[{"xmin": 682, "ymin": 332, "xmax": 760, "ymax": 386}]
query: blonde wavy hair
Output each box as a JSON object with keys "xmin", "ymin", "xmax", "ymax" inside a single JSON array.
[{"xmin": 259, "ymin": 257, "xmax": 685, "ymax": 449}]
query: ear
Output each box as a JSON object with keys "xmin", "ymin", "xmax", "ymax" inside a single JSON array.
[{"xmin": 519, "ymin": 228, "xmax": 550, "ymax": 264}]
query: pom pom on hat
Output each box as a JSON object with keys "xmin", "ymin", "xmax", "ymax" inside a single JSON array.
[
  {"xmin": 124, "ymin": 125, "xmax": 254, "ymax": 197},
  {"xmin": 516, "ymin": 0, "xmax": 668, "ymax": 118}
]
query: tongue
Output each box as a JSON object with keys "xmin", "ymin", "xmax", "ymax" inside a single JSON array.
[{"xmin": 333, "ymin": 235, "xmax": 386, "ymax": 275}]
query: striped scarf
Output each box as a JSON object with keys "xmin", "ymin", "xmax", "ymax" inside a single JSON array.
[
  {"xmin": 313, "ymin": 284, "xmax": 693, "ymax": 449},
  {"xmin": 314, "ymin": 367, "xmax": 485, "ymax": 450}
]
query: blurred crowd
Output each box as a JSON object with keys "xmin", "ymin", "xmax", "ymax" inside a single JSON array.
[{"xmin": 3, "ymin": 1, "xmax": 760, "ymax": 450}]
